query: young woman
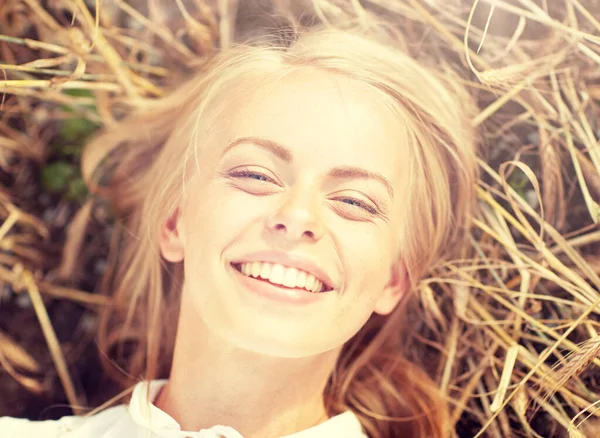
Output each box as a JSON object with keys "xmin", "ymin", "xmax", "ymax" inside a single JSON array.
[{"xmin": 1, "ymin": 25, "xmax": 477, "ymax": 438}]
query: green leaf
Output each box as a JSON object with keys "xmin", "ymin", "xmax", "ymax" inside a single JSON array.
[
  {"xmin": 62, "ymin": 89, "xmax": 94, "ymax": 99},
  {"xmin": 60, "ymin": 89, "xmax": 99, "ymax": 116},
  {"xmin": 60, "ymin": 117, "xmax": 99, "ymax": 143},
  {"xmin": 66, "ymin": 178, "xmax": 88, "ymax": 202},
  {"xmin": 41, "ymin": 162, "xmax": 77, "ymax": 193},
  {"xmin": 507, "ymin": 167, "xmax": 529, "ymax": 201},
  {"xmin": 58, "ymin": 144, "xmax": 84, "ymax": 158}
]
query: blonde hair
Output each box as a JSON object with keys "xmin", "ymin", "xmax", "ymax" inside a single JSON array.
[{"xmin": 83, "ymin": 26, "xmax": 478, "ymax": 438}]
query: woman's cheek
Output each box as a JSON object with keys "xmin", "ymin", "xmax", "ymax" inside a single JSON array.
[
  {"xmin": 209, "ymin": 190, "xmax": 276, "ymax": 239},
  {"xmin": 340, "ymin": 231, "xmax": 385, "ymax": 282},
  {"xmin": 223, "ymin": 191, "xmax": 274, "ymax": 218}
]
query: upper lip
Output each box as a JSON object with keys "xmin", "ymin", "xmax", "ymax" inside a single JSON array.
[{"xmin": 231, "ymin": 250, "xmax": 336, "ymax": 290}]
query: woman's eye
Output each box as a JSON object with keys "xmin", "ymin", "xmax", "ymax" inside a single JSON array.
[
  {"xmin": 229, "ymin": 169, "xmax": 276, "ymax": 183},
  {"xmin": 336, "ymin": 197, "xmax": 378, "ymax": 215}
]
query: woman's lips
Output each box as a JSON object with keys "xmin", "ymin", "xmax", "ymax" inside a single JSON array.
[
  {"xmin": 232, "ymin": 262, "xmax": 329, "ymax": 292},
  {"xmin": 230, "ymin": 250, "xmax": 336, "ymax": 291},
  {"xmin": 231, "ymin": 264, "xmax": 331, "ymax": 305}
]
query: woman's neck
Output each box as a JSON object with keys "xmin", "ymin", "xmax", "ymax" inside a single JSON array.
[{"xmin": 154, "ymin": 304, "xmax": 341, "ymax": 438}]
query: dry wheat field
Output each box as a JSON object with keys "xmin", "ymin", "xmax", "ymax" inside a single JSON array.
[{"xmin": 1, "ymin": 1, "xmax": 600, "ymax": 437}]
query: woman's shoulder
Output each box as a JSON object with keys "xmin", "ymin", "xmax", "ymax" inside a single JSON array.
[
  {"xmin": 0, "ymin": 404, "xmax": 130, "ymax": 438},
  {"xmin": 283, "ymin": 411, "xmax": 369, "ymax": 438},
  {"xmin": 0, "ymin": 380, "xmax": 168, "ymax": 438}
]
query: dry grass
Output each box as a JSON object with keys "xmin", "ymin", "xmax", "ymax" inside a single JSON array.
[{"xmin": 0, "ymin": 0, "xmax": 599, "ymax": 436}]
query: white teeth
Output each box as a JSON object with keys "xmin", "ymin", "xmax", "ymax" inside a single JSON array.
[
  {"xmin": 269, "ymin": 264, "xmax": 285, "ymax": 285},
  {"xmin": 283, "ymin": 268, "xmax": 298, "ymax": 288},
  {"xmin": 237, "ymin": 262, "xmax": 328, "ymax": 293},
  {"xmin": 311, "ymin": 280, "xmax": 323, "ymax": 292},
  {"xmin": 251, "ymin": 261, "xmax": 261, "ymax": 277},
  {"xmin": 259, "ymin": 262, "xmax": 272, "ymax": 279},
  {"xmin": 296, "ymin": 270, "xmax": 307, "ymax": 288}
]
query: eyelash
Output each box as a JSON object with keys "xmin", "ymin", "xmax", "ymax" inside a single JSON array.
[
  {"xmin": 229, "ymin": 169, "xmax": 276, "ymax": 183},
  {"xmin": 229, "ymin": 169, "xmax": 379, "ymax": 215},
  {"xmin": 336, "ymin": 197, "xmax": 378, "ymax": 215}
]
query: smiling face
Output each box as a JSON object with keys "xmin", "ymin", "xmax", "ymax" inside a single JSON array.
[{"xmin": 159, "ymin": 68, "xmax": 411, "ymax": 358}]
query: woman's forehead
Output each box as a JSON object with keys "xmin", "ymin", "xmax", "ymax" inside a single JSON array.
[{"xmin": 218, "ymin": 68, "xmax": 409, "ymax": 181}]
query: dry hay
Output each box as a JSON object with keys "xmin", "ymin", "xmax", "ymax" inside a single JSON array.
[{"xmin": 0, "ymin": 1, "xmax": 599, "ymax": 437}]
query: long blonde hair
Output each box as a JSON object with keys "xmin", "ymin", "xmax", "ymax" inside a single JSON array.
[{"xmin": 83, "ymin": 26, "xmax": 478, "ymax": 438}]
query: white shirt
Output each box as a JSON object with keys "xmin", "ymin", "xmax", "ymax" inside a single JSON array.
[{"xmin": 0, "ymin": 379, "xmax": 368, "ymax": 438}]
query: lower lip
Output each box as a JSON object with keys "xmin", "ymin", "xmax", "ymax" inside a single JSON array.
[{"xmin": 232, "ymin": 266, "xmax": 330, "ymax": 305}]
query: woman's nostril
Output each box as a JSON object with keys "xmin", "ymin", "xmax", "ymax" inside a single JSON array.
[
  {"xmin": 274, "ymin": 223, "xmax": 286, "ymax": 231},
  {"xmin": 270, "ymin": 222, "xmax": 319, "ymax": 240}
]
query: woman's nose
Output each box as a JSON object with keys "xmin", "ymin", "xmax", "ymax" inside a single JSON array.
[{"xmin": 265, "ymin": 186, "xmax": 324, "ymax": 242}]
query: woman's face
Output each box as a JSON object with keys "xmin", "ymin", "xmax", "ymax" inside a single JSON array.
[{"xmin": 161, "ymin": 68, "xmax": 410, "ymax": 358}]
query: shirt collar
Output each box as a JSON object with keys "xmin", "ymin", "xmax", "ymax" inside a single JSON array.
[{"xmin": 127, "ymin": 380, "xmax": 364, "ymax": 438}]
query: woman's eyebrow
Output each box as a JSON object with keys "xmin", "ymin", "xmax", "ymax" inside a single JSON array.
[
  {"xmin": 329, "ymin": 166, "xmax": 394, "ymax": 200},
  {"xmin": 223, "ymin": 136, "xmax": 293, "ymax": 162},
  {"xmin": 223, "ymin": 136, "xmax": 394, "ymax": 200}
]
